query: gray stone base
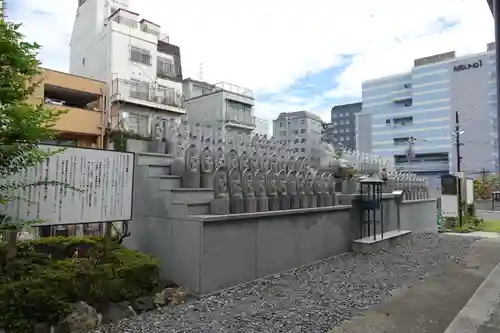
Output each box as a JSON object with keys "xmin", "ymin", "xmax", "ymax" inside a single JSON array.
[
  {"xmin": 268, "ymin": 196, "xmax": 279, "ymax": 211},
  {"xmin": 316, "ymin": 194, "xmax": 324, "ymax": 207},
  {"xmin": 211, "ymin": 197, "xmax": 230, "ymax": 214},
  {"xmin": 280, "ymin": 195, "xmax": 290, "ymax": 210},
  {"xmin": 290, "ymin": 195, "xmax": 300, "ymax": 209},
  {"xmin": 244, "ymin": 195, "xmax": 257, "ymax": 213},
  {"xmin": 322, "ymin": 194, "xmax": 333, "ymax": 207},
  {"xmin": 200, "ymin": 173, "xmax": 213, "ymax": 188},
  {"xmin": 308, "ymin": 194, "xmax": 317, "ymax": 208},
  {"xmin": 352, "ymin": 230, "xmax": 412, "ymax": 254},
  {"xmin": 299, "ymin": 194, "xmax": 309, "ymax": 208},
  {"xmin": 256, "ymin": 196, "xmax": 269, "ymax": 212},
  {"xmin": 230, "ymin": 196, "xmax": 244, "ymax": 214}
]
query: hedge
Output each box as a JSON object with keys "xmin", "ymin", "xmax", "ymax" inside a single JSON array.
[{"xmin": 0, "ymin": 236, "xmax": 160, "ymax": 333}]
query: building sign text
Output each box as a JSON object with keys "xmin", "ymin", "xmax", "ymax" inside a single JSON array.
[{"xmin": 453, "ymin": 59, "xmax": 482, "ymax": 72}]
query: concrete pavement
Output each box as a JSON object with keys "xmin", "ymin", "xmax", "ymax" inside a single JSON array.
[{"xmin": 330, "ymin": 237, "xmax": 500, "ymax": 333}]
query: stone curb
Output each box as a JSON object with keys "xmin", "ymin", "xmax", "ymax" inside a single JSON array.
[{"xmin": 444, "ymin": 261, "xmax": 500, "ymax": 333}]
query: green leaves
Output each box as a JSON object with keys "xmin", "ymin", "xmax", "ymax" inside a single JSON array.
[{"xmin": 0, "ymin": 19, "xmax": 67, "ymax": 236}]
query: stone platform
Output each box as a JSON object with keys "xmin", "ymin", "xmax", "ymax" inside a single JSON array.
[{"xmin": 352, "ymin": 230, "xmax": 412, "ymax": 253}]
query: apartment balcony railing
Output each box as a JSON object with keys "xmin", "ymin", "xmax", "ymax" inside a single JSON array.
[
  {"xmin": 111, "ymin": 79, "xmax": 184, "ymax": 109},
  {"xmin": 111, "ymin": 15, "xmax": 138, "ymax": 29},
  {"xmin": 224, "ymin": 111, "xmax": 255, "ymax": 127},
  {"xmin": 214, "ymin": 82, "xmax": 253, "ymax": 98},
  {"xmin": 140, "ymin": 23, "xmax": 160, "ymax": 37}
]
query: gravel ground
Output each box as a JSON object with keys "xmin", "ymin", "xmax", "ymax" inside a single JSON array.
[{"xmin": 96, "ymin": 233, "xmax": 478, "ymax": 333}]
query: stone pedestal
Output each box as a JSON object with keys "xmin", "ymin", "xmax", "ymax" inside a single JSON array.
[
  {"xmin": 279, "ymin": 195, "xmax": 291, "ymax": 210},
  {"xmin": 230, "ymin": 196, "xmax": 244, "ymax": 214},
  {"xmin": 322, "ymin": 194, "xmax": 333, "ymax": 207},
  {"xmin": 316, "ymin": 194, "xmax": 324, "ymax": 207},
  {"xmin": 244, "ymin": 195, "xmax": 257, "ymax": 213},
  {"xmin": 299, "ymin": 194, "xmax": 309, "ymax": 208},
  {"xmin": 211, "ymin": 196, "xmax": 230, "ymax": 214},
  {"xmin": 307, "ymin": 194, "xmax": 317, "ymax": 208},
  {"xmin": 268, "ymin": 195, "xmax": 280, "ymax": 211},
  {"xmin": 290, "ymin": 195, "xmax": 299, "ymax": 209},
  {"xmin": 200, "ymin": 173, "xmax": 213, "ymax": 188},
  {"xmin": 256, "ymin": 196, "xmax": 269, "ymax": 212}
]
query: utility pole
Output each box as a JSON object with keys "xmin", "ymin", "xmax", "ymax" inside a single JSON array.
[{"xmin": 453, "ymin": 111, "xmax": 464, "ymax": 229}]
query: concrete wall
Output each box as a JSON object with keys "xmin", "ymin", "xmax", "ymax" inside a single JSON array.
[{"xmin": 130, "ymin": 194, "xmax": 437, "ymax": 295}]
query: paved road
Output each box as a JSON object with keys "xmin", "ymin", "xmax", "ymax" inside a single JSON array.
[
  {"xmin": 330, "ymin": 237, "xmax": 500, "ymax": 333},
  {"xmin": 477, "ymin": 210, "xmax": 500, "ymax": 221}
]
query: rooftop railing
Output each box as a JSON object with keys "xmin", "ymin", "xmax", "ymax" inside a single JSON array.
[{"xmin": 214, "ymin": 82, "xmax": 253, "ymax": 98}]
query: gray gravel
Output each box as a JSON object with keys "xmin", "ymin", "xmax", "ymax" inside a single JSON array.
[{"xmin": 96, "ymin": 233, "xmax": 478, "ymax": 333}]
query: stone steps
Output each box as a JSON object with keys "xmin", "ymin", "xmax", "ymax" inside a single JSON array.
[
  {"xmin": 150, "ymin": 175, "xmax": 182, "ymax": 190},
  {"xmin": 171, "ymin": 188, "xmax": 214, "ymax": 204}
]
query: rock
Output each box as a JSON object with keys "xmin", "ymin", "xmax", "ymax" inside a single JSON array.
[
  {"xmin": 154, "ymin": 287, "xmax": 188, "ymax": 307},
  {"xmin": 55, "ymin": 301, "xmax": 100, "ymax": 333},
  {"xmin": 33, "ymin": 323, "xmax": 51, "ymax": 333},
  {"xmin": 131, "ymin": 296, "xmax": 155, "ymax": 313},
  {"xmin": 100, "ymin": 302, "xmax": 137, "ymax": 325},
  {"xmin": 154, "ymin": 287, "xmax": 177, "ymax": 307}
]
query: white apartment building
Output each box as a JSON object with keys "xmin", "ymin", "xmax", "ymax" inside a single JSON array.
[
  {"xmin": 182, "ymin": 78, "xmax": 256, "ymax": 139},
  {"xmin": 70, "ymin": 0, "xmax": 186, "ymax": 137}
]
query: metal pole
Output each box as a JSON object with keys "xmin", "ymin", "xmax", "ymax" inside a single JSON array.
[
  {"xmin": 495, "ymin": 0, "xmax": 500, "ymax": 172},
  {"xmin": 455, "ymin": 111, "xmax": 463, "ymax": 229}
]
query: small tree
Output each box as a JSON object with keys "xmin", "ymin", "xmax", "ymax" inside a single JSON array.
[{"xmin": 0, "ymin": 19, "xmax": 66, "ymax": 271}]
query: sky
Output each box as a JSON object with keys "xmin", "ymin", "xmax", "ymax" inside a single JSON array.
[{"xmin": 6, "ymin": 0, "xmax": 495, "ymax": 123}]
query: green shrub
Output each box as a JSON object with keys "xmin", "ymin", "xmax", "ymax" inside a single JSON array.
[{"xmin": 0, "ymin": 236, "xmax": 160, "ymax": 332}]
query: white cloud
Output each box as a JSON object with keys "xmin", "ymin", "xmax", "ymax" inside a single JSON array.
[{"xmin": 11, "ymin": 0, "xmax": 495, "ymax": 123}]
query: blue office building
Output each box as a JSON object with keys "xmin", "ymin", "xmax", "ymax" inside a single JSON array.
[{"xmin": 357, "ymin": 44, "xmax": 498, "ymax": 182}]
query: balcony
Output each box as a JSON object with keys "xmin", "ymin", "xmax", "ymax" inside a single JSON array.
[
  {"xmin": 224, "ymin": 111, "xmax": 255, "ymax": 128},
  {"xmin": 111, "ymin": 79, "xmax": 185, "ymax": 113},
  {"xmin": 111, "ymin": 14, "xmax": 138, "ymax": 29},
  {"xmin": 43, "ymin": 84, "xmax": 103, "ymax": 136}
]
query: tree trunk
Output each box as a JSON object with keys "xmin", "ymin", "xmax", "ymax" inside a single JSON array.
[{"xmin": 2, "ymin": 230, "xmax": 18, "ymax": 273}]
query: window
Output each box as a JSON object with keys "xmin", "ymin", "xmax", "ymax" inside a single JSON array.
[
  {"xmin": 82, "ymin": 57, "xmax": 86, "ymax": 66},
  {"xmin": 345, "ymin": 119, "xmax": 349, "ymax": 124},
  {"xmin": 301, "ymin": 148, "xmax": 306, "ymax": 152},
  {"xmin": 130, "ymin": 46, "xmax": 151, "ymax": 65},
  {"xmin": 157, "ymin": 56, "xmax": 176, "ymax": 78},
  {"xmin": 404, "ymin": 100, "xmax": 413, "ymax": 107},
  {"xmin": 345, "ymin": 128, "xmax": 349, "ymax": 132},
  {"xmin": 43, "ymin": 139, "xmax": 78, "ymax": 147},
  {"xmin": 404, "ymin": 83, "xmax": 412, "ymax": 89},
  {"xmin": 386, "ymin": 119, "xmax": 391, "ymax": 124},
  {"xmin": 294, "ymin": 139, "xmax": 300, "ymax": 144},
  {"xmin": 294, "ymin": 130, "xmax": 299, "ymax": 135},
  {"xmin": 279, "ymin": 122, "xmax": 284, "ymax": 128},
  {"xmin": 300, "ymin": 119, "xmax": 305, "ymax": 124},
  {"xmin": 393, "ymin": 137, "xmax": 410, "ymax": 146},
  {"xmin": 301, "ymin": 138, "xmax": 306, "ymax": 143},
  {"xmin": 126, "ymin": 113, "xmax": 149, "ymax": 136},
  {"xmin": 393, "ymin": 116, "xmax": 413, "ymax": 126},
  {"xmin": 300, "ymin": 128, "xmax": 306, "ymax": 134}
]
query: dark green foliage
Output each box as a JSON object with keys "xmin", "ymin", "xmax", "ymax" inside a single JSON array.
[
  {"xmin": 0, "ymin": 237, "xmax": 160, "ymax": 332},
  {"xmin": 109, "ymin": 130, "xmax": 152, "ymax": 152}
]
